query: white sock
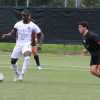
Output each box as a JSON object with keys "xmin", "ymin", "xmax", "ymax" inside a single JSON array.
[
  {"xmin": 21, "ymin": 56, "xmax": 30, "ymax": 74},
  {"xmin": 12, "ymin": 64, "xmax": 19, "ymax": 75}
]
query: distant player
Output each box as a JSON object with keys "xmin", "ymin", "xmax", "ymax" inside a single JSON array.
[
  {"xmin": 28, "ymin": 10, "xmax": 43, "ymax": 70},
  {"xmin": 2, "ymin": 9, "xmax": 42, "ymax": 81},
  {"xmin": 78, "ymin": 21, "xmax": 100, "ymax": 78},
  {"xmin": 31, "ymin": 23, "xmax": 44, "ymax": 70}
]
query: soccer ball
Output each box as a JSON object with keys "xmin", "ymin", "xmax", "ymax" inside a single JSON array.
[{"xmin": 0, "ymin": 73, "xmax": 4, "ymax": 81}]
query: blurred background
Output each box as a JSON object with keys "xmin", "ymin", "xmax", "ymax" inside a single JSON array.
[
  {"xmin": 0, "ymin": 0, "xmax": 100, "ymax": 52},
  {"xmin": 0, "ymin": 0, "xmax": 100, "ymax": 8}
]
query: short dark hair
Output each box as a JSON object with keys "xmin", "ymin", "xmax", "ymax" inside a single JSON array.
[
  {"xmin": 78, "ymin": 21, "xmax": 89, "ymax": 29},
  {"xmin": 21, "ymin": 9, "xmax": 31, "ymax": 16}
]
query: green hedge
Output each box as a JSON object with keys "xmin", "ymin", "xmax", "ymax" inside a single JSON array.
[{"xmin": 0, "ymin": 43, "xmax": 84, "ymax": 53}]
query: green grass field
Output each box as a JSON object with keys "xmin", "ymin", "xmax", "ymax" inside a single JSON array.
[{"xmin": 0, "ymin": 50, "xmax": 100, "ymax": 100}]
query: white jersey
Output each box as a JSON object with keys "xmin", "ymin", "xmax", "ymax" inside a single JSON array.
[{"xmin": 14, "ymin": 20, "xmax": 41, "ymax": 45}]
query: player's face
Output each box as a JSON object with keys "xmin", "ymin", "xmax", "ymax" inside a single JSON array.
[
  {"xmin": 22, "ymin": 14, "xmax": 30, "ymax": 23},
  {"xmin": 78, "ymin": 25, "xmax": 87, "ymax": 34}
]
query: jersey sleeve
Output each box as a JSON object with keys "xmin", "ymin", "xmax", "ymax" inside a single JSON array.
[
  {"xmin": 92, "ymin": 34, "xmax": 100, "ymax": 43},
  {"xmin": 32, "ymin": 23, "xmax": 41, "ymax": 34},
  {"xmin": 14, "ymin": 23, "xmax": 18, "ymax": 29}
]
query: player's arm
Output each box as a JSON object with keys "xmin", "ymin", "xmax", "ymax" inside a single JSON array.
[
  {"xmin": 97, "ymin": 40, "xmax": 100, "ymax": 45},
  {"xmin": 2, "ymin": 28, "xmax": 17, "ymax": 38},
  {"xmin": 36, "ymin": 32, "xmax": 44, "ymax": 50},
  {"xmin": 92, "ymin": 34, "xmax": 100, "ymax": 45},
  {"xmin": 31, "ymin": 31, "xmax": 37, "ymax": 46},
  {"xmin": 31, "ymin": 24, "xmax": 44, "ymax": 47},
  {"xmin": 37, "ymin": 32, "xmax": 44, "ymax": 44},
  {"xmin": 31, "ymin": 32, "xmax": 44, "ymax": 45}
]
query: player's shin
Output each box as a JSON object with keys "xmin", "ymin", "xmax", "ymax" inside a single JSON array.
[
  {"xmin": 96, "ymin": 65, "xmax": 100, "ymax": 75},
  {"xmin": 22, "ymin": 56, "xmax": 30, "ymax": 75},
  {"xmin": 12, "ymin": 64, "xmax": 19, "ymax": 75},
  {"xmin": 19, "ymin": 56, "xmax": 30, "ymax": 81},
  {"xmin": 90, "ymin": 65, "xmax": 100, "ymax": 77},
  {"xmin": 11, "ymin": 59, "xmax": 19, "ymax": 75},
  {"xmin": 34, "ymin": 55, "xmax": 40, "ymax": 66},
  {"xmin": 34, "ymin": 54, "xmax": 42, "ymax": 70}
]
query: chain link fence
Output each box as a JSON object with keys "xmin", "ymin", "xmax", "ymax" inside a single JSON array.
[
  {"xmin": 0, "ymin": 0, "xmax": 91, "ymax": 8},
  {"xmin": 0, "ymin": 0, "xmax": 67, "ymax": 8},
  {"xmin": 0, "ymin": 0, "xmax": 100, "ymax": 8}
]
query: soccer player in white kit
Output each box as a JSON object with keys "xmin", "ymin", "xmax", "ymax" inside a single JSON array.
[{"xmin": 2, "ymin": 9, "xmax": 42, "ymax": 81}]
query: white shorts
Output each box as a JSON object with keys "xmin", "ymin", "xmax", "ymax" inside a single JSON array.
[{"xmin": 11, "ymin": 44, "xmax": 32, "ymax": 59}]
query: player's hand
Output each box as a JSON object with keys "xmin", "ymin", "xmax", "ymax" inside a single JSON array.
[
  {"xmin": 35, "ymin": 38, "xmax": 38, "ymax": 44},
  {"xmin": 2, "ymin": 34, "xmax": 7, "ymax": 39},
  {"xmin": 2, "ymin": 33, "xmax": 11, "ymax": 39},
  {"xmin": 37, "ymin": 43, "xmax": 42, "ymax": 51}
]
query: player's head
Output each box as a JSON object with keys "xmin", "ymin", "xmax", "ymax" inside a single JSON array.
[
  {"xmin": 21, "ymin": 9, "xmax": 31, "ymax": 23},
  {"xmin": 78, "ymin": 21, "xmax": 89, "ymax": 34}
]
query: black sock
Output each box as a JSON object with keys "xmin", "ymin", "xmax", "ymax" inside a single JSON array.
[{"xmin": 34, "ymin": 55, "xmax": 40, "ymax": 66}]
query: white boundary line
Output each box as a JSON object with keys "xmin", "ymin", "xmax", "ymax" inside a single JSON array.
[
  {"xmin": 0, "ymin": 54, "xmax": 89, "ymax": 72},
  {"xmin": 0, "ymin": 64, "xmax": 88, "ymax": 72}
]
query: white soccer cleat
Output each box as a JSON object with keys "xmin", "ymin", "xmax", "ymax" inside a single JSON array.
[
  {"xmin": 0, "ymin": 73, "xmax": 4, "ymax": 82},
  {"xmin": 18, "ymin": 74, "xmax": 24, "ymax": 81},
  {"xmin": 37, "ymin": 66, "xmax": 43, "ymax": 70}
]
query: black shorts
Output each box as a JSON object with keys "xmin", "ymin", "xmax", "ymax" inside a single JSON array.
[{"xmin": 90, "ymin": 52, "xmax": 100, "ymax": 65}]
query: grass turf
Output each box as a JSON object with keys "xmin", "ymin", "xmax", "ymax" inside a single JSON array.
[
  {"xmin": 0, "ymin": 51, "xmax": 100, "ymax": 100},
  {"xmin": 0, "ymin": 43, "xmax": 84, "ymax": 53}
]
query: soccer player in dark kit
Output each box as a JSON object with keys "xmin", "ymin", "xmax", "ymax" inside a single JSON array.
[{"xmin": 78, "ymin": 21, "xmax": 100, "ymax": 78}]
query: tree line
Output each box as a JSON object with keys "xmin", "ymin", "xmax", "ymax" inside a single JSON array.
[{"xmin": 0, "ymin": 0, "xmax": 100, "ymax": 8}]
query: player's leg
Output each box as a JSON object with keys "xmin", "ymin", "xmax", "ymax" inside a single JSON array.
[
  {"xmin": 11, "ymin": 45, "xmax": 22, "ymax": 81},
  {"xmin": 11, "ymin": 58, "xmax": 18, "ymax": 74},
  {"xmin": 90, "ymin": 54, "xmax": 100, "ymax": 77},
  {"xmin": 96, "ymin": 65, "xmax": 100, "ymax": 75},
  {"xmin": 95, "ymin": 54, "xmax": 100, "ymax": 75},
  {"xmin": 93, "ymin": 53, "xmax": 100, "ymax": 77},
  {"xmin": 90, "ymin": 65, "xmax": 100, "ymax": 77},
  {"xmin": 32, "ymin": 46, "xmax": 42, "ymax": 70},
  {"xmin": 21, "ymin": 51, "xmax": 31, "ymax": 75},
  {"xmin": 19, "ymin": 44, "xmax": 31, "ymax": 81}
]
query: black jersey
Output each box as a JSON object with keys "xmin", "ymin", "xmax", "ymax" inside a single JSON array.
[{"xmin": 82, "ymin": 31, "xmax": 100, "ymax": 54}]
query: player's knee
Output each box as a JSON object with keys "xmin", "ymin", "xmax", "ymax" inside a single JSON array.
[
  {"xmin": 32, "ymin": 47, "xmax": 38, "ymax": 55},
  {"xmin": 11, "ymin": 58, "xmax": 18, "ymax": 64},
  {"xmin": 90, "ymin": 69, "xmax": 95, "ymax": 75},
  {"xmin": 33, "ymin": 52, "xmax": 38, "ymax": 56},
  {"xmin": 24, "ymin": 56, "xmax": 30, "ymax": 60},
  {"xmin": 90, "ymin": 66, "xmax": 97, "ymax": 74},
  {"xmin": 90, "ymin": 67, "xmax": 94, "ymax": 73},
  {"xmin": 34, "ymin": 54, "xmax": 39, "ymax": 58},
  {"xmin": 23, "ymin": 51, "xmax": 31, "ymax": 57}
]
